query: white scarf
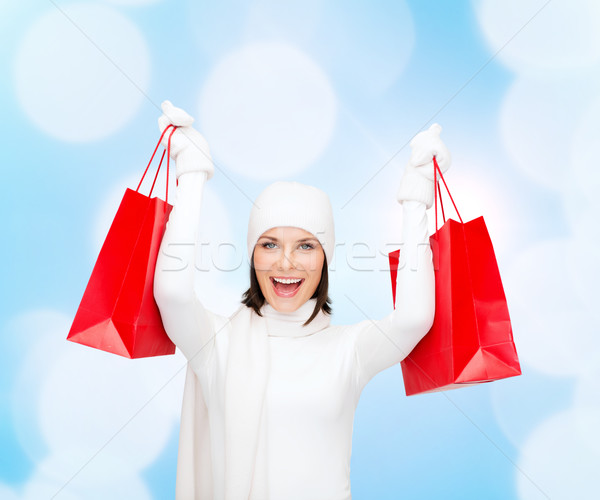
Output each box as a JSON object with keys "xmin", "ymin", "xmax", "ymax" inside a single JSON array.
[{"xmin": 176, "ymin": 298, "xmax": 331, "ymax": 499}]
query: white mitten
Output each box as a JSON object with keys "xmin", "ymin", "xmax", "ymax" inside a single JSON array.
[
  {"xmin": 396, "ymin": 123, "xmax": 451, "ymax": 208},
  {"xmin": 158, "ymin": 100, "xmax": 215, "ymax": 180}
]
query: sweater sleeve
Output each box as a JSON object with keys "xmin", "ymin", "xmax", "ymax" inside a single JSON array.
[
  {"xmin": 352, "ymin": 200, "xmax": 435, "ymax": 391},
  {"xmin": 154, "ymin": 171, "xmax": 218, "ymax": 372}
]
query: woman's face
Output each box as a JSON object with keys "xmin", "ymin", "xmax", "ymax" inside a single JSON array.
[{"xmin": 253, "ymin": 226, "xmax": 325, "ymax": 313}]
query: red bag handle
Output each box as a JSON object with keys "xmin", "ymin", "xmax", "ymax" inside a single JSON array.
[
  {"xmin": 434, "ymin": 156, "xmax": 463, "ymax": 232},
  {"xmin": 136, "ymin": 124, "xmax": 177, "ymax": 202}
]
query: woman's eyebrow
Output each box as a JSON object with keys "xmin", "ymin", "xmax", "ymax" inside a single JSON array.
[{"xmin": 259, "ymin": 236, "xmax": 318, "ymax": 243}]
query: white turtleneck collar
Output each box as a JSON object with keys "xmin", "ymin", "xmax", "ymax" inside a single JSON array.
[{"xmin": 260, "ymin": 298, "xmax": 331, "ymax": 338}]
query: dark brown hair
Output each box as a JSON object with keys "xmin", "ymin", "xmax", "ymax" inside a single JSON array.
[{"xmin": 241, "ymin": 249, "xmax": 332, "ymax": 326}]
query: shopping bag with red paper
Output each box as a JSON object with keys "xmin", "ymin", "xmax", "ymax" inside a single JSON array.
[
  {"xmin": 67, "ymin": 126, "xmax": 177, "ymax": 358},
  {"xmin": 389, "ymin": 158, "xmax": 521, "ymax": 395}
]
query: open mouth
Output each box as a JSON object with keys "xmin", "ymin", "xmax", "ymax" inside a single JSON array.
[{"xmin": 270, "ymin": 277, "xmax": 304, "ymax": 297}]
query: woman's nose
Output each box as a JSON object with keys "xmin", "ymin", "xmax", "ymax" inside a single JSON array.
[{"xmin": 277, "ymin": 248, "xmax": 295, "ymax": 270}]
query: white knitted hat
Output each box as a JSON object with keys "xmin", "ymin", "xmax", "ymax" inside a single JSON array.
[{"xmin": 247, "ymin": 181, "xmax": 335, "ymax": 267}]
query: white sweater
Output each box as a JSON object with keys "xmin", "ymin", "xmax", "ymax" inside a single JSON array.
[{"xmin": 154, "ymin": 172, "xmax": 435, "ymax": 499}]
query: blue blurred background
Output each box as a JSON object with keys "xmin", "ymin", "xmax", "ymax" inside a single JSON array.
[{"xmin": 2, "ymin": 0, "xmax": 600, "ymax": 498}]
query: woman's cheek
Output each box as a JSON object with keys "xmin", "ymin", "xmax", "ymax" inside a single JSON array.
[
  {"xmin": 253, "ymin": 249, "xmax": 271, "ymax": 272},
  {"xmin": 304, "ymin": 250, "xmax": 324, "ymax": 272}
]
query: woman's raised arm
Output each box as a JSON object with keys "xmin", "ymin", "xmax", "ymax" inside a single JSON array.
[
  {"xmin": 352, "ymin": 124, "xmax": 451, "ymax": 391},
  {"xmin": 153, "ymin": 101, "xmax": 219, "ymax": 372}
]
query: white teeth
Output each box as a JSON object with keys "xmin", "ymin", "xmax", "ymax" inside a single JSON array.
[{"xmin": 273, "ymin": 277, "xmax": 302, "ymax": 284}]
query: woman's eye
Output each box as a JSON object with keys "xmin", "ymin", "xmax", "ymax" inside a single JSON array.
[{"xmin": 261, "ymin": 242, "xmax": 313, "ymax": 250}]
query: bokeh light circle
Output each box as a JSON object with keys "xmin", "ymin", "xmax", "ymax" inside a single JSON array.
[
  {"xmin": 14, "ymin": 3, "xmax": 150, "ymax": 142},
  {"xmin": 199, "ymin": 42, "xmax": 337, "ymax": 180}
]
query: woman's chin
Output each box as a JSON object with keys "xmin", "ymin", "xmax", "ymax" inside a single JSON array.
[{"xmin": 267, "ymin": 296, "xmax": 304, "ymax": 312}]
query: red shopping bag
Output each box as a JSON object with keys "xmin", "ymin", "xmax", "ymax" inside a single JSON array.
[
  {"xmin": 67, "ymin": 126, "xmax": 178, "ymax": 358},
  {"xmin": 389, "ymin": 158, "xmax": 521, "ymax": 395}
]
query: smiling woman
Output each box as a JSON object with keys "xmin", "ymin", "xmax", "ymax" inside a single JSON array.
[
  {"xmin": 153, "ymin": 101, "xmax": 448, "ymax": 499},
  {"xmin": 253, "ymin": 227, "xmax": 325, "ymax": 312}
]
